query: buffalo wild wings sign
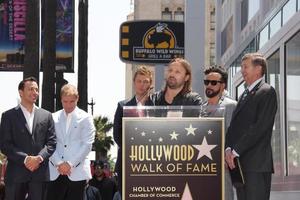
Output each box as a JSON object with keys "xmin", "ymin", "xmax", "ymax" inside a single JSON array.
[{"xmin": 119, "ymin": 20, "xmax": 184, "ymax": 64}]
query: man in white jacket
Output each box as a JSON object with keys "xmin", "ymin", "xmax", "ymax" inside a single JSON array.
[{"xmin": 47, "ymin": 84, "xmax": 95, "ymax": 200}]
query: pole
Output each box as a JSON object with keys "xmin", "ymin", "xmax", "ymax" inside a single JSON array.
[
  {"xmin": 42, "ymin": 0, "xmax": 56, "ymax": 112},
  {"xmin": 87, "ymin": 98, "xmax": 95, "ymax": 116},
  {"xmin": 24, "ymin": 0, "xmax": 40, "ymax": 82},
  {"xmin": 78, "ymin": 0, "xmax": 88, "ymax": 111}
]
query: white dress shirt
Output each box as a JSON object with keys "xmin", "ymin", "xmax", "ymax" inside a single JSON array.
[
  {"xmin": 20, "ymin": 104, "xmax": 36, "ymax": 134},
  {"xmin": 64, "ymin": 109, "xmax": 74, "ymax": 134}
]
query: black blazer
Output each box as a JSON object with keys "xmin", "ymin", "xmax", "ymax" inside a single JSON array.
[
  {"xmin": 225, "ymin": 81, "xmax": 277, "ymax": 172},
  {"xmin": 113, "ymin": 96, "xmax": 153, "ymax": 174},
  {"xmin": 0, "ymin": 106, "xmax": 56, "ymax": 183},
  {"xmin": 151, "ymin": 90, "xmax": 202, "ymax": 117}
]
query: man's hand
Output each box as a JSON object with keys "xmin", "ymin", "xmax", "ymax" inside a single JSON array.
[
  {"xmin": 57, "ymin": 162, "xmax": 71, "ymax": 176},
  {"xmin": 225, "ymin": 149, "xmax": 236, "ymax": 170},
  {"xmin": 25, "ymin": 156, "xmax": 42, "ymax": 172}
]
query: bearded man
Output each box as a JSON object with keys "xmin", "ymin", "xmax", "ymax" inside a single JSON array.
[{"xmin": 203, "ymin": 65, "xmax": 237, "ymax": 200}]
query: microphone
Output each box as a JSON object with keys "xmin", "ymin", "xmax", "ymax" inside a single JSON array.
[
  {"xmin": 148, "ymin": 86, "xmax": 154, "ymax": 92},
  {"xmin": 137, "ymin": 86, "xmax": 154, "ymax": 104}
]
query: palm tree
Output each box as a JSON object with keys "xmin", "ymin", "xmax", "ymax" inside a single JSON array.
[{"xmin": 93, "ymin": 115, "xmax": 114, "ymax": 161}]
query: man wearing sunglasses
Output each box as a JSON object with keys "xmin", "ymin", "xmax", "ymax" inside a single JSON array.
[
  {"xmin": 203, "ymin": 65, "xmax": 237, "ymax": 200},
  {"xmin": 225, "ymin": 53, "xmax": 277, "ymax": 200}
]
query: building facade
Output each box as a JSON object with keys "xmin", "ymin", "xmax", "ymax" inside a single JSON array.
[
  {"xmin": 126, "ymin": 0, "xmax": 216, "ymax": 98},
  {"xmin": 125, "ymin": 0, "xmax": 186, "ymax": 98},
  {"xmin": 216, "ymin": 0, "xmax": 300, "ymax": 198}
]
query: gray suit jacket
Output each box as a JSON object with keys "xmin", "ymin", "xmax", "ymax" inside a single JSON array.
[
  {"xmin": 202, "ymin": 96, "xmax": 237, "ymax": 129},
  {"xmin": 203, "ymin": 96, "xmax": 237, "ymax": 200},
  {"xmin": 0, "ymin": 106, "xmax": 56, "ymax": 183}
]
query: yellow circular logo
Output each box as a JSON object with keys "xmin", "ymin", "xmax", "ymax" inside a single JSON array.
[{"xmin": 143, "ymin": 23, "xmax": 176, "ymax": 49}]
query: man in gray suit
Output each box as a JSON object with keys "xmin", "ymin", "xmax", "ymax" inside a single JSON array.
[
  {"xmin": 47, "ymin": 84, "xmax": 95, "ymax": 200},
  {"xmin": 203, "ymin": 65, "xmax": 237, "ymax": 200},
  {"xmin": 225, "ymin": 53, "xmax": 277, "ymax": 200},
  {"xmin": 0, "ymin": 77, "xmax": 56, "ymax": 200}
]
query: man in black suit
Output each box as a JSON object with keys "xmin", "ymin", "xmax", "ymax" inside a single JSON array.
[
  {"xmin": 113, "ymin": 66, "xmax": 153, "ymax": 195},
  {"xmin": 0, "ymin": 77, "xmax": 56, "ymax": 200},
  {"xmin": 225, "ymin": 53, "xmax": 277, "ymax": 200}
]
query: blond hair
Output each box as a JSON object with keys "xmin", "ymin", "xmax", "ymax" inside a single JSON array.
[
  {"xmin": 60, "ymin": 84, "xmax": 79, "ymax": 98},
  {"xmin": 133, "ymin": 65, "xmax": 153, "ymax": 84}
]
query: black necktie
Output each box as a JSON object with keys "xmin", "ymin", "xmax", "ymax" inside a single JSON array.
[{"xmin": 240, "ymin": 89, "xmax": 249, "ymax": 102}]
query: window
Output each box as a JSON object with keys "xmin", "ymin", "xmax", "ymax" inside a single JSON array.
[
  {"xmin": 162, "ymin": 7, "xmax": 172, "ymax": 20},
  {"xmin": 221, "ymin": 17, "xmax": 233, "ymax": 55},
  {"xmin": 270, "ymin": 11, "xmax": 282, "ymax": 38},
  {"xmin": 259, "ymin": 25, "xmax": 269, "ymax": 49},
  {"xmin": 174, "ymin": 7, "xmax": 184, "ymax": 21},
  {"xmin": 227, "ymin": 66, "xmax": 235, "ymax": 98},
  {"xmin": 241, "ymin": 0, "xmax": 259, "ymax": 30},
  {"xmin": 283, "ymin": 0, "xmax": 297, "ymax": 25},
  {"xmin": 286, "ymin": 31, "xmax": 300, "ymax": 175},
  {"xmin": 241, "ymin": 0, "xmax": 249, "ymax": 29},
  {"xmin": 248, "ymin": 0, "xmax": 259, "ymax": 20},
  {"xmin": 236, "ymin": 81, "xmax": 246, "ymax": 101},
  {"xmin": 267, "ymin": 50, "xmax": 282, "ymax": 176},
  {"xmin": 248, "ymin": 38, "xmax": 257, "ymax": 52}
]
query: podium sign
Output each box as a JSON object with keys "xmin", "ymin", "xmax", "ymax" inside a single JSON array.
[{"xmin": 122, "ymin": 118, "xmax": 224, "ymax": 200}]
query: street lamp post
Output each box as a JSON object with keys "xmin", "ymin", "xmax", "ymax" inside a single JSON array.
[{"xmin": 88, "ymin": 98, "xmax": 95, "ymax": 116}]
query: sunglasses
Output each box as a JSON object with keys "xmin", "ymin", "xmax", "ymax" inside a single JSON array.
[{"xmin": 204, "ymin": 80, "xmax": 223, "ymax": 86}]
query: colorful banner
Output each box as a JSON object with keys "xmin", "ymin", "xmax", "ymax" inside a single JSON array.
[
  {"xmin": 41, "ymin": 0, "xmax": 74, "ymax": 72},
  {"xmin": 0, "ymin": 0, "xmax": 26, "ymax": 71},
  {"xmin": 55, "ymin": 0, "xmax": 74, "ymax": 72},
  {"xmin": 123, "ymin": 118, "xmax": 224, "ymax": 200}
]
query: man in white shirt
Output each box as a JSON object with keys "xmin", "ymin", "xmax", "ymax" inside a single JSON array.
[
  {"xmin": 0, "ymin": 76, "xmax": 56, "ymax": 200},
  {"xmin": 47, "ymin": 84, "xmax": 95, "ymax": 200}
]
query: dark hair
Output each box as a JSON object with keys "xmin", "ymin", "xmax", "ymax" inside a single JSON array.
[
  {"xmin": 94, "ymin": 160, "xmax": 104, "ymax": 169},
  {"xmin": 18, "ymin": 76, "xmax": 38, "ymax": 91},
  {"xmin": 165, "ymin": 58, "xmax": 192, "ymax": 94},
  {"xmin": 204, "ymin": 65, "xmax": 228, "ymax": 88},
  {"xmin": 241, "ymin": 53, "xmax": 267, "ymax": 76}
]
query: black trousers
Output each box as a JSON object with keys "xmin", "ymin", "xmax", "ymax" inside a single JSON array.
[
  {"xmin": 5, "ymin": 181, "xmax": 46, "ymax": 200},
  {"xmin": 46, "ymin": 175, "xmax": 86, "ymax": 200},
  {"xmin": 236, "ymin": 172, "xmax": 272, "ymax": 200}
]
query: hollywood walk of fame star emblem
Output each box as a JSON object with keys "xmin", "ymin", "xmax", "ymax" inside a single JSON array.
[
  {"xmin": 170, "ymin": 131, "xmax": 179, "ymax": 140},
  {"xmin": 208, "ymin": 129, "xmax": 213, "ymax": 135},
  {"xmin": 193, "ymin": 136, "xmax": 217, "ymax": 160},
  {"xmin": 181, "ymin": 182, "xmax": 193, "ymax": 200},
  {"xmin": 185, "ymin": 124, "xmax": 197, "ymax": 136}
]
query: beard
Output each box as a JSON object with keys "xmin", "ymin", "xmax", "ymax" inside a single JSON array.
[
  {"xmin": 205, "ymin": 88, "xmax": 220, "ymax": 98},
  {"xmin": 166, "ymin": 77, "xmax": 185, "ymax": 89}
]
